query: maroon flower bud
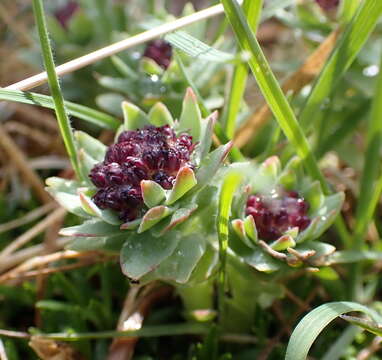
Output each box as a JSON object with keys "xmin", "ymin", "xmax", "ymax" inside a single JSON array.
[
  {"xmin": 143, "ymin": 39, "xmax": 173, "ymax": 69},
  {"xmin": 54, "ymin": 1, "xmax": 79, "ymax": 29},
  {"xmin": 90, "ymin": 125, "xmax": 194, "ymax": 222},
  {"xmin": 315, "ymin": 0, "xmax": 339, "ymax": 11},
  {"xmin": 245, "ymin": 188, "xmax": 311, "ymax": 241},
  {"xmin": 89, "ymin": 164, "xmax": 107, "ymax": 188}
]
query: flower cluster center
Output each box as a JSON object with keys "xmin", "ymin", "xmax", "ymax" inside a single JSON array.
[
  {"xmin": 90, "ymin": 125, "xmax": 194, "ymax": 222},
  {"xmin": 245, "ymin": 189, "xmax": 311, "ymax": 241}
]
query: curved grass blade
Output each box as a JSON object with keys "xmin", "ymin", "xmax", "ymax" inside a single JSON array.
[
  {"xmin": 0, "ymin": 89, "xmax": 120, "ymax": 130},
  {"xmin": 299, "ymin": 0, "xmax": 382, "ymax": 129},
  {"xmin": 285, "ymin": 301, "xmax": 382, "ymax": 360}
]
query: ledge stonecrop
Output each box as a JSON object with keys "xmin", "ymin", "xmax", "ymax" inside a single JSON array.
[
  {"xmin": 46, "ymin": 88, "xmax": 231, "ymax": 282},
  {"xmin": 89, "ymin": 125, "xmax": 195, "ymax": 222},
  {"xmin": 229, "ymin": 156, "xmax": 344, "ymax": 273},
  {"xmin": 143, "ymin": 39, "xmax": 173, "ymax": 70},
  {"xmin": 315, "ymin": 0, "xmax": 340, "ymax": 11}
]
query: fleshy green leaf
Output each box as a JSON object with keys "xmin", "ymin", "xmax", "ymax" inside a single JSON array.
[
  {"xmin": 243, "ymin": 215, "xmax": 258, "ymax": 244},
  {"xmin": 148, "ymin": 102, "xmax": 174, "ymax": 127},
  {"xmin": 138, "ymin": 206, "xmax": 172, "ymax": 233},
  {"xmin": 122, "ymin": 101, "xmax": 150, "ymax": 130},
  {"xmin": 231, "ymin": 219, "xmax": 254, "ymax": 249},
  {"xmin": 120, "ymin": 230, "xmax": 182, "ymax": 280},
  {"xmin": 60, "ymin": 219, "xmax": 120, "ymax": 237},
  {"xmin": 178, "ymin": 87, "xmax": 202, "ymax": 142},
  {"xmin": 196, "ymin": 111, "xmax": 217, "ymax": 163},
  {"xmin": 166, "ymin": 167, "xmax": 197, "ymax": 205},
  {"xmin": 140, "ymin": 57, "xmax": 164, "ymax": 75},
  {"xmin": 303, "ymin": 181, "xmax": 324, "ymax": 213},
  {"xmin": 68, "ymin": 234, "xmax": 126, "ymax": 253},
  {"xmin": 194, "ymin": 142, "xmax": 233, "ymax": 192},
  {"xmin": 45, "ymin": 177, "xmax": 90, "ymax": 218},
  {"xmin": 161, "ymin": 204, "xmax": 198, "ymax": 234},
  {"xmin": 270, "ymin": 235, "xmax": 295, "ymax": 252},
  {"xmin": 78, "ymin": 149, "xmax": 98, "ymax": 185},
  {"xmin": 78, "ymin": 191, "xmax": 121, "ymax": 225},
  {"xmin": 141, "ymin": 180, "xmax": 166, "ymax": 208},
  {"xmin": 140, "ymin": 233, "xmax": 206, "ymax": 284},
  {"xmin": 260, "ymin": 156, "xmax": 281, "ymax": 179},
  {"xmin": 74, "ymin": 131, "xmax": 107, "ymax": 162}
]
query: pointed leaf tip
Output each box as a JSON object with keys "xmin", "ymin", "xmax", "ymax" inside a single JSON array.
[
  {"xmin": 166, "ymin": 167, "xmax": 197, "ymax": 205},
  {"xmin": 122, "ymin": 101, "xmax": 150, "ymax": 130},
  {"xmin": 179, "ymin": 88, "xmax": 202, "ymax": 141},
  {"xmin": 141, "ymin": 180, "xmax": 166, "ymax": 208},
  {"xmin": 138, "ymin": 206, "xmax": 172, "ymax": 233},
  {"xmin": 148, "ymin": 102, "xmax": 174, "ymax": 127},
  {"xmin": 261, "ymin": 155, "xmax": 281, "ymax": 178}
]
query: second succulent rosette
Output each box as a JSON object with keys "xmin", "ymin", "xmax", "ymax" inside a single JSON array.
[
  {"xmin": 228, "ymin": 156, "xmax": 344, "ymax": 273},
  {"xmin": 46, "ymin": 88, "xmax": 232, "ymax": 283}
]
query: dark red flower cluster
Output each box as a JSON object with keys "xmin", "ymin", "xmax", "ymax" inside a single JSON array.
[
  {"xmin": 89, "ymin": 125, "xmax": 194, "ymax": 222},
  {"xmin": 315, "ymin": 0, "xmax": 339, "ymax": 10},
  {"xmin": 143, "ymin": 39, "xmax": 173, "ymax": 69},
  {"xmin": 54, "ymin": 1, "xmax": 79, "ymax": 29},
  {"xmin": 245, "ymin": 189, "xmax": 311, "ymax": 241}
]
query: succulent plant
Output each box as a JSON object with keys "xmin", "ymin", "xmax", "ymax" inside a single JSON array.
[
  {"xmin": 54, "ymin": 0, "xmax": 79, "ymax": 29},
  {"xmin": 46, "ymin": 88, "xmax": 232, "ymax": 283},
  {"xmin": 315, "ymin": 0, "xmax": 340, "ymax": 11},
  {"xmin": 228, "ymin": 156, "xmax": 344, "ymax": 273},
  {"xmin": 143, "ymin": 39, "xmax": 173, "ymax": 70}
]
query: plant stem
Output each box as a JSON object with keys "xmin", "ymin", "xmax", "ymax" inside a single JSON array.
[
  {"xmin": 32, "ymin": 0, "xmax": 81, "ymax": 179},
  {"xmin": 349, "ymin": 51, "xmax": 382, "ymax": 299}
]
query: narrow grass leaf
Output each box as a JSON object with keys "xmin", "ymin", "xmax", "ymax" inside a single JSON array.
[
  {"xmin": 221, "ymin": 0, "xmax": 328, "ymax": 192},
  {"xmin": 353, "ymin": 53, "xmax": 382, "ymax": 246},
  {"xmin": 285, "ymin": 301, "xmax": 382, "ymax": 360},
  {"xmin": 224, "ymin": 0, "xmax": 263, "ymax": 139},
  {"xmin": 300, "ymin": 0, "xmax": 382, "ymax": 129},
  {"xmin": 32, "ymin": 0, "xmax": 81, "ymax": 178},
  {"xmin": 217, "ymin": 171, "xmax": 243, "ymax": 322},
  {"xmin": 165, "ymin": 31, "xmax": 235, "ymax": 63},
  {"xmin": 341, "ymin": 315, "xmax": 382, "ymax": 337}
]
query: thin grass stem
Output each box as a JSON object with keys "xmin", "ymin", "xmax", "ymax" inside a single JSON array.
[{"xmin": 32, "ymin": 0, "xmax": 81, "ymax": 179}]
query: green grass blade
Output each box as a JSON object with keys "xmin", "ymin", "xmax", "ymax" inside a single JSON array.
[
  {"xmin": 300, "ymin": 0, "xmax": 382, "ymax": 129},
  {"xmin": 32, "ymin": 0, "xmax": 81, "ymax": 178},
  {"xmin": 165, "ymin": 31, "xmax": 236, "ymax": 63},
  {"xmin": 221, "ymin": 0, "xmax": 352, "ymax": 246},
  {"xmin": 285, "ymin": 301, "xmax": 382, "ymax": 360},
  {"xmin": 0, "ymin": 89, "xmax": 120, "ymax": 130},
  {"xmin": 34, "ymin": 323, "xmax": 210, "ymax": 340},
  {"xmin": 353, "ymin": 53, "xmax": 382, "ymax": 244},
  {"xmin": 224, "ymin": 0, "xmax": 263, "ymax": 139},
  {"xmin": 220, "ymin": 0, "xmax": 328, "ymax": 192},
  {"xmin": 217, "ymin": 171, "xmax": 242, "ymax": 324},
  {"xmin": 349, "ymin": 52, "xmax": 382, "ymax": 299},
  {"xmin": 340, "ymin": 0, "xmax": 360, "ymax": 24}
]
